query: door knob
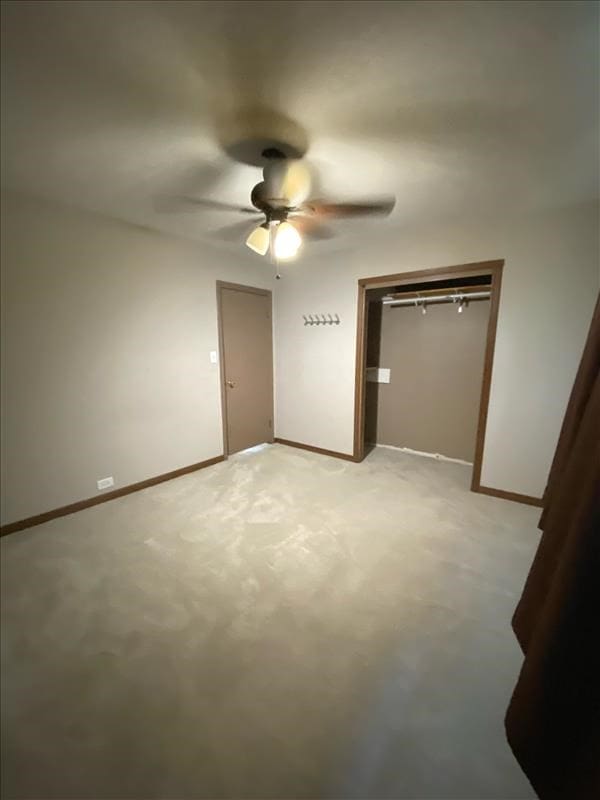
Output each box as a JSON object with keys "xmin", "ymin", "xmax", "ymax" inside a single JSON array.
[{"xmin": 226, "ymin": 380, "xmax": 236, "ymax": 388}]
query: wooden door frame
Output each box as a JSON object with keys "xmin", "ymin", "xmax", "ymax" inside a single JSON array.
[
  {"xmin": 216, "ymin": 281, "xmax": 274, "ymax": 458},
  {"xmin": 353, "ymin": 259, "xmax": 504, "ymax": 493}
]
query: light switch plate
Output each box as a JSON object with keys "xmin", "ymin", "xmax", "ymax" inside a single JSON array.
[
  {"xmin": 210, "ymin": 350, "xmax": 218, "ymax": 364},
  {"xmin": 366, "ymin": 367, "xmax": 391, "ymax": 384}
]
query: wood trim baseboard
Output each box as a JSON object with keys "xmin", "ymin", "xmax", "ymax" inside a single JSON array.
[
  {"xmin": 0, "ymin": 455, "xmax": 225, "ymax": 537},
  {"xmin": 474, "ymin": 484, "xmax": 543, "ymax": 507},
  {"xmin": 273, "ymin": 438, "xmax": 356, "ymax": 462}
]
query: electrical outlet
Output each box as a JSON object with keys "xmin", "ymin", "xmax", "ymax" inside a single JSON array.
[{"xmin": 97, "ymin": 476, "xmax": 114, "ymax": 491}]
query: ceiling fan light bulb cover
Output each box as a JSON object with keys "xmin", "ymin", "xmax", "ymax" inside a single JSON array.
[
  {"xmin": 245, "ymin": 224, "xmax": 270, "ymax": 255},
  {"xmin": 274, "ymin": 221, "xmax": 302, "ymax": 260}
]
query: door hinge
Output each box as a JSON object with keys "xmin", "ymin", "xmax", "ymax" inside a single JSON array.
[{"xmin": 268, "ymin": 418, "xmax": 272, "ymax": 428}]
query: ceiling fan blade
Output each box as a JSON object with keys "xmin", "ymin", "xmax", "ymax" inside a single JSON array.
[
  {"xmin": 153, "ymin": 157, "xmax": 239, "ymax": 212},
  {"xmin": 154, "ymin": 195, "xmax": 258, "ymax": 214},
  {"xmin": 176, "ymin": 197, "xmax": 258, "ymax": 213},
  {"xmin": 301, "ymin": 197, "xmax": 396, "ymax": 218},
  {"xmin": 208, "ymin": 219, "xmax": 262, "ymax": 243},
  {"xmin": 289, "ymin": 215, "xmax": 335, "ymax": 240}
]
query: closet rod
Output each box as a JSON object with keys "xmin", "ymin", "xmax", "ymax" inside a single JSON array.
[{"xmin": 382, "ymin": 291, "xmax": 491, "ymax": 307}]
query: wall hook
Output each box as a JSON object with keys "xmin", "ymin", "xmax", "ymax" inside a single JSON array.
[{"xmin": 302, "ymin": 313, "xmax": 340, "ymax": 326}]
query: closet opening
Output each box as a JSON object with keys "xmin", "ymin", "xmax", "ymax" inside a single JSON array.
[{"xmin": 354, "ymin": 261, "xmax": 503, "ymax": 494}]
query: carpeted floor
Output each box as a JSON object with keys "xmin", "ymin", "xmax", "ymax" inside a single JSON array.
[{"xmin": 1, "ymin": 443, "xmax": 539, "ymax": 799}]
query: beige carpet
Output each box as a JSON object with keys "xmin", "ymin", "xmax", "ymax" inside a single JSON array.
[{"xmin": 1, "ymin": 443, "xmax": 539, "ymax": 799}]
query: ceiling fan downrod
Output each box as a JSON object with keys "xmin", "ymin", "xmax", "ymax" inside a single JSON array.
[{"xmin": 261, "ymin": 147, "xmax": 286, "ymax": 161}]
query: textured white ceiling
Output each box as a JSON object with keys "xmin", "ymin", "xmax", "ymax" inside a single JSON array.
[{"xmin": 1, "ymin": 0, "xmax": 598, "ymax": 255}]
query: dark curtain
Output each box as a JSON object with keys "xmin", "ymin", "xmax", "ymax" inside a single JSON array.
[{"xmin": 505, "ymin": 293, "xmax": 600, "ymax": 799}]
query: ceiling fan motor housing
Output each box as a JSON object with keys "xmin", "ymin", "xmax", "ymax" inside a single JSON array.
[
  {"xmin": 251, "ymin": 181, "xmax": 290, "ymax": 220},
  {"xmin": 218, "ymin": 107, "xmax": 308, "ymax": 167}
]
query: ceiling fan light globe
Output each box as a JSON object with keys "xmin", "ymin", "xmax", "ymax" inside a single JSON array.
[
  {"xmin": 274, "ymin": 221, "xmax": 302, "ymax": 260},
  {"xmin": 245, "ymin": 224, "xmax": 270, "ymax": 256}
]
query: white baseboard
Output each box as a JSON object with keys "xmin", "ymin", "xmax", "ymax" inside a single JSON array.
[{"xmin": 373, "ymin": 443, "xmax": 473, "ymax": 467}]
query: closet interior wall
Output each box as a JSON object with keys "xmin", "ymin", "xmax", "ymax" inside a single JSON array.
[{"xmin": 365, "ymin": 285, "xmax": 491, "ymax": 463}]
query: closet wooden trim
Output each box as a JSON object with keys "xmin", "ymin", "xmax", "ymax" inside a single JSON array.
[
  {"xmin": 358, "ymin": 260, "xmax": 504, "ymax": 288},
  {"xmin": 353, "ymin": 259, "xmax": 504, "ymax": 500},
  {"xmin": 470, "ymin": 263, "xmax": 503, "ymax": 493}
]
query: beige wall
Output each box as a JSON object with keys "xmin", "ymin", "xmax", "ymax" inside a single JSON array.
[
  {"xmin": 274, "ymin": 202, "xmax": 599, "ymax": 498},
  {"xmin": 0, "ymin": 190, "xmax": 273, "ymax": 525},
  {"xmin": 2, "ymin": 193, "xmax": 598, "ymax": 522},
  {"xmin": 370, "ymin": 299, "xmax": 490, "ymax": 462}
]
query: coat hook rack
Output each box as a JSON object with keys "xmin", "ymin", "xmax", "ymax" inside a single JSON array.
[{"xmin": 303, "ymin": 313, "xmax": 340, "ymax": 326}]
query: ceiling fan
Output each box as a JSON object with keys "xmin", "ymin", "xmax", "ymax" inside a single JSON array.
[{"xmin": 179, "ymin": 147, "xmax": 395, "ymax": 262}]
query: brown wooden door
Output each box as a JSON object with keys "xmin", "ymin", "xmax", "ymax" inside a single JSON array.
[{"xmin": 218, "ymin": 283, "xmax": 274, "ymax": 455}]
